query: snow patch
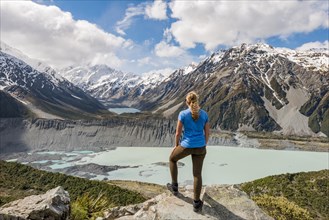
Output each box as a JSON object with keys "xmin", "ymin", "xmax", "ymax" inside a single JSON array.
[
  {"xmin": 71, "ymin": 94, "xmax": 82, "ymax": 100},
  {"xmin": 262, "ymin": 88, "xmax": 314, "ymax": 136}
]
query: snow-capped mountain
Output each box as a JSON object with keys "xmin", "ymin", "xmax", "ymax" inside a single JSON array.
[
  {"xmin": 0, "ymin": 49, "xmax": 107, "ymax": 119},
  {"xmin": 59, "ymin": 64, "xmax": 175, "ymax": 107},
  {"xmin": 0, "ymin": 41, "xmax": 51, "ymax": 73},
  {"xmin": 5, "ymin": 40, "xmax": 327, "ymax": 136},
  {"xmin": 126, "ymin": 43, "xmax": 328, "ymax": 136}
]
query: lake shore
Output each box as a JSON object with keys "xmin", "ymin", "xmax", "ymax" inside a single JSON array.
[
  {"xmin": 240, "ymin": 131, "xmax": 329, "ymax": 152},
  {"xmin": 4, "ymin": 146, "xmax": 327, "ymax": 186}
]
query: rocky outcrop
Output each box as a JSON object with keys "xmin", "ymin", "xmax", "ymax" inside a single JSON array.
[
  {"xmin": 0, "ymin": 186, "xmax": 70, "ymax": 220},
  {"xmin": 100, "ymin": 185, "xmax": 273, "ymax": 220},
  {"xmin": 0, "ymin": 118, "xmax": 236, "ymax": 153}
]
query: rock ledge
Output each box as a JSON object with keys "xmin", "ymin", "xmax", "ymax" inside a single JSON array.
[
  {"xmin": 0, "ymin": 186, "xmax": 70, "ymax": 220},
  {"xmin": 102, "ymin": 184, "xmax": 273, "ymax": 220}
]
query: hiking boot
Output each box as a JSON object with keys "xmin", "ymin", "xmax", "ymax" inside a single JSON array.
[
  {"xmin": 193, "ymin": 200, "xmax": 203, "ymax": 212},
  {"xmin": 166, "ymin": 183, "xmax": 178, "ymax": 196}
]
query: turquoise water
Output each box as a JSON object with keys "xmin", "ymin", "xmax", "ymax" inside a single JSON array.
[
  {"xmin": 80, "ymin": 146, "xmax": 329, "ymax": 185},
  {"xmin": 49, "ymin": 162, "xmax": 74, "ymax": 169},
  {"xmin": 31, "ymin": 151, "xmax": 95, "ymax": 169},
  {"xmin": 31, "ymin": 160, "xmax": 49, "ymax": 164},
  {"xmin": 108, "ymin": 108, "xmax": 140, "ymax": 114}
]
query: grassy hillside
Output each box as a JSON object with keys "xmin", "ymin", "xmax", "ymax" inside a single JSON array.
[
  {"xmin": 240, "ymin": 170, "xmax": 329, "ymax": 220},
  {"xmin": 0, "ymin": 161, "xmax": 146, "ymax": 219},
  {"xmin": 108, "ymin": 180, "xmax": 166, "ymax": 199}
]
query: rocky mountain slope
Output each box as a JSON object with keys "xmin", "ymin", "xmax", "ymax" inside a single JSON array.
[
  {"xmin": 92, "ymin": 43, "xmax": 327, "ymax": 136},
  {"xmin": 0, "ymin": 49, "xmax": 109, "ymax": 119},
  {"xmin": 59, "ymin": 64, "xmax": 174, "ymax": 107},
  {"xmin": 2, "ymin": 42, "xmax": 328, "ymax": 136},
  {"xmin": 58, "ymin": 43, "xmax": 328, "ymax": 136},
  {"xmin": 0, "ymin": 90, "xmax": 32, "ymax": 118}
]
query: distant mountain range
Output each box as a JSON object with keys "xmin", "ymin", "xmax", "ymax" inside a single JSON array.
[
  {"xmin": 58, "ymin": 64, "xmax": 175, "ymax": 108},
  {"xmin": 59, "ymin": 43, "xmax": 328, "ymax": 136},
  {"xmin": 0, "ymin": 43, "xmax": 108, "ymax": 119},
  {"xmin": 1, "ymin": 42, "xmax": 328, "ymax": 136}
]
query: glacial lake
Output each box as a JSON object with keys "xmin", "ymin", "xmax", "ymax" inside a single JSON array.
[
  {"xmin": 108, "ymin": 108, "xmax": 140, "ymax": 114},
  {"xmin": 75, "ymin": 146, "xmax": 329, "ymax": 185}
]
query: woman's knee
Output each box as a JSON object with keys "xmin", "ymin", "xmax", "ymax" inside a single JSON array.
[{"xmin": 169, "ymin": 154, "xmax": 177, "ymax": 163}]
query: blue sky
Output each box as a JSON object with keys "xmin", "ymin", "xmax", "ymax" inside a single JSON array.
[{"xmin": 1, "ymin": 0, "xmax": 328, "ymax": 74}]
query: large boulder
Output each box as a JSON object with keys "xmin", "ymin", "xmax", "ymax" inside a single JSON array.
[
  {"xmin": 103, "ymin": 184, "xmax": 273, "ymax": 220},
  {"xmin": 0, "ymin": 186, "xmax": 70, "ymax": 220}
]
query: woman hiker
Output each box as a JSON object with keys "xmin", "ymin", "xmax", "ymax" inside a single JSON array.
[{"xmin": 167, "ymin": 91, "xmax": 210, "ymax": 212}]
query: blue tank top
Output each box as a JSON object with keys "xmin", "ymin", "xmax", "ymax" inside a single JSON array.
[{"xmin": 178, "ymin": 108, "xmax": 208, "ymax": 148}]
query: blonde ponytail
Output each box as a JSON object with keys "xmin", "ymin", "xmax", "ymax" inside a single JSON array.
[{"xmin": 186, "ymin": 91, "xmax": 200, "ymax": 121}]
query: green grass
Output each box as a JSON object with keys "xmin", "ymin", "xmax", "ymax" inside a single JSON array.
[
  {"xmin": 240, "ymin": 170, "xmax": 329, "ymax": 220},
  {"xmin": 252, "ymin": 194, "xmax": 312, "ymax": 220},
  {"xmin": 0, "ymin": 161, "xmax": 146, "ymax": 219}
]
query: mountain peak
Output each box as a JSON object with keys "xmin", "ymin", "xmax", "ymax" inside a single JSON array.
[
  {"xmin": 232, "ymin": 43, "xmax": 274, "ymax": 53},
  {"xmin": 0, "ymin": 41, "xmax": 52, "ymax": 73}
]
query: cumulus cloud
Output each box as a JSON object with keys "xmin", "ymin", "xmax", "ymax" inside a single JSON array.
[
  {"xmin": 145, "ymin": 0, "xmax": 167, "ymax": 20},
  {"xmin": 154, "ymin": 41, "xmax": 185, "ymax": 57},
  {"xmin": 296, "ymin": 40, "xmax": 329, "ymax": 51},
  {"xmin": 168, "ymin": 1, "xmax": 329, "ymax": 50},
  {"xmin": 2, "ymin": 0, "xmax": 132, "ymax": 69}
]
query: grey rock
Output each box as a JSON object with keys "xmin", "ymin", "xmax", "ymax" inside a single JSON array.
[
  {"xmin": 57, "ymin": 163, "xmax": 130, "ymax": 175},
  {"xmin": 104, "ymin": 204, "xmax": 143, "ymax": 219},
  {"xmin": 0, "ymin": 186, "xmax": 70, "ymax": 220},
  {"xmin": 203, "ymin": 185, "xmax": 272, "ymax": 220},
  {"xmin": 105, "ymin": 185, "xmax": 273, "ymax": 220}
]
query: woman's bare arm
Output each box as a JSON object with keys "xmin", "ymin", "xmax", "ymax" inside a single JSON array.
[
  {"xmin": 204, "ymin": 122, "xmax": 210, "ymax": 145},
  {"xmin": 175, "ymin": 120, "xmax": 183, "ymax": 147}
]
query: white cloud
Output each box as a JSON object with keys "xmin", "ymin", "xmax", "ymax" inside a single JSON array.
[
  {"xmin": 168, "ymin": 1, "xmax": 329, "ymax": 50},
  {"xmin": 2, "ymin": 0, "xmax": 132, "ymax": 69},
  {"xmin": 115, "ymin": 1, "xmax": 168, "ymax": 35},
  {"xmin": 154, "ymin": 41, "xmax": 185, "ymax": 57},
  {"xmin": 115, "ymin": 3, "xmax": 145, "ymax": 35},
  {"xmin": 198, "ymin": 54, "xmax": 207, "ymax": 60},
  {"xmin": 296, "ymin": 40, "xmax": 329, "ymax": 51},
  {"xmin": 142, "ymin": 67, "xmax": 174, "ymax": 77},
  {"xmin": 137, "ymin": 56, "xmax": 152, "ymax": 66},
  {"xmin": 145, "ymin": 0, "xmax": 167, "ymax": 20},
  {"xmin": 163, "ymin": 28, "xmax": 173, "ymax": 43}
]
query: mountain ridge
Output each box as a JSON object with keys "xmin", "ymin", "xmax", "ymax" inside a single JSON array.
[
  {"xmin": 124, "ymin": 43, "xmax": 328, "ymax": 136},
  {"xmin": 1, "ymin": 42, "xmax": 328, "ymax": 136},
  {"xmin": 0, "ymin": 50, "xmax": 110, "ymax": 119}
]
